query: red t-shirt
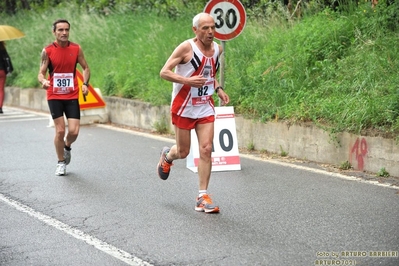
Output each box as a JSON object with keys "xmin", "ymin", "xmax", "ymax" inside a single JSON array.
[{"xmin": 45, "ymin": 41, "xmax": 80, "ymax": 100}]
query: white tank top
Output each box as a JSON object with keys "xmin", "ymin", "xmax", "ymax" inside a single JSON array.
[{"xmin": 171, "ymin": 39, "xmax": 220, "ymax": 119}]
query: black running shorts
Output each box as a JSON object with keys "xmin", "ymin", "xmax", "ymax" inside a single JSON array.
[{"xmin": 48, "ymin": 99, "xmax": 80, "ymax": 120}]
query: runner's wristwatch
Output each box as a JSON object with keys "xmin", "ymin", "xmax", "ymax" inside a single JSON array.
[{"xmin": 215, "ymin": 86, "xmax": 223, "ymax": 93}]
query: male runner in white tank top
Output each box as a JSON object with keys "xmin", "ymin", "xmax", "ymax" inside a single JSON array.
[{"xmin": 158, "ymin": 12, "xmax": 230, "ymax": 213}]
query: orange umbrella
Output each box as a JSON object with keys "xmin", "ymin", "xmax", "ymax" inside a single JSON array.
[{"xmin": 0, "ymin": 25, "xmax": 25, "ymax": 41}]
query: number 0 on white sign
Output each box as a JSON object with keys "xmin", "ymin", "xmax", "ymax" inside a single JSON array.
[{"xmin": 187, "ymin": 106, "xmax": 241, "ymax": 173}]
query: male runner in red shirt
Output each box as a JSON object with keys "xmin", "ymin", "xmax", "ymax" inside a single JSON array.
[{"xmin": 38, "ymin": 19, "xmax": 90, "ymax": 176}]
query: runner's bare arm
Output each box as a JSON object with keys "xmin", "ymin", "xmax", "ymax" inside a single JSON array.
[
  {"xmin": 160, "ymin": 41, "xmax": 207, "ymax": 88},
  {"xmin": 38, "ymin": 49, "xmax": 50, "ymax": 89},
  {"xmin": 215, "ymin": 44, "xmax": 229, "ymax": 105},
  {"xmin": 216, "ymin": 85, "xmax": 229, "ymax": 106},
  {"xmin": 78, "ymin": 47, "xmax": 90, "ymax": 95},
  {"xmin": 218, "ymin": 44, "xmax": 224, "ymax": 56}
]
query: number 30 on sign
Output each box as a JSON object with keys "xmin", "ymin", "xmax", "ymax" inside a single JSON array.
[
  {"xmin": 187, "ymin": 106, "xmax": 241, "ymax": 173},
  {"xmin": 204, "ymin": 0, "xmax": 247, "ymax": 41}
]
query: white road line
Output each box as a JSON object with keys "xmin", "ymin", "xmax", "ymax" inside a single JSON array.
[
  {"xmin": 96, "ymin": 124, "xmax": 175, "ymax": 143},
  {"xmin": 0, "ymin": 193, "xmax": 153, "ymax": 266},
  {"xmin": 0, "ymin": 117, "xmax": 48, "ymax": 123},
  {"xmin": 0, "ymin": 114, "xmax": 36, "ymax": 119}
]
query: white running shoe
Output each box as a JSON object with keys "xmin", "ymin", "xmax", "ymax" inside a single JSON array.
[
  {"xmin": 55, "ymin": 162, "xmax": 66, "ymax": 176},
  {"xmin": 64, "ymin": 149, "xmax": 71, "ymax": 165}
]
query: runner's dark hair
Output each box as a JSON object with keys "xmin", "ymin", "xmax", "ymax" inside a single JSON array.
[{"xmin": 52, "ymin": 19, "xmax": 70, "ymax": 32}]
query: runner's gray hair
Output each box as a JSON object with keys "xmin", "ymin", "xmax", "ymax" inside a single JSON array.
[{"xmin": 192, "ymin": 13, "xmax": 213, "ymax": 28}]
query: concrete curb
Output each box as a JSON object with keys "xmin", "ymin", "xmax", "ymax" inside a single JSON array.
[{"xmin": 4, "ymin": 87, "xmax": 399, "ymax": 177}]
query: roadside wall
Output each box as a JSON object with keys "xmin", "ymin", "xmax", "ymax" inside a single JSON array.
[{"xmin": 4, "ymin": 87, "xmax": 399, "ymax": 177}]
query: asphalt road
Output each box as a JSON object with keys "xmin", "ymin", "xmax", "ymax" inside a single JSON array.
[{"xmin": 1, "ymin": 107, "xmax": 398, "ymax": 266}]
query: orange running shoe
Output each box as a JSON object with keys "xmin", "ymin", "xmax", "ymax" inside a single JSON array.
[
  {"xmin": 157, "ymin": 146, "xmax": 173, "ymax": 180},
  {"xmin": 195, "ymin": 194, "xmax": 220, "ymax": 213}
]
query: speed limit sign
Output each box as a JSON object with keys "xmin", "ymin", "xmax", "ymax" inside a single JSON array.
[{"xmin": 204, "ymin": 0, "xmax": 246, "ymax": 41}]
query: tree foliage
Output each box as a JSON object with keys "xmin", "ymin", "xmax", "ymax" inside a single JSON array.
[{"xmin": 0, "ymin": 0, "xmax": 359, "ymax": 16}]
